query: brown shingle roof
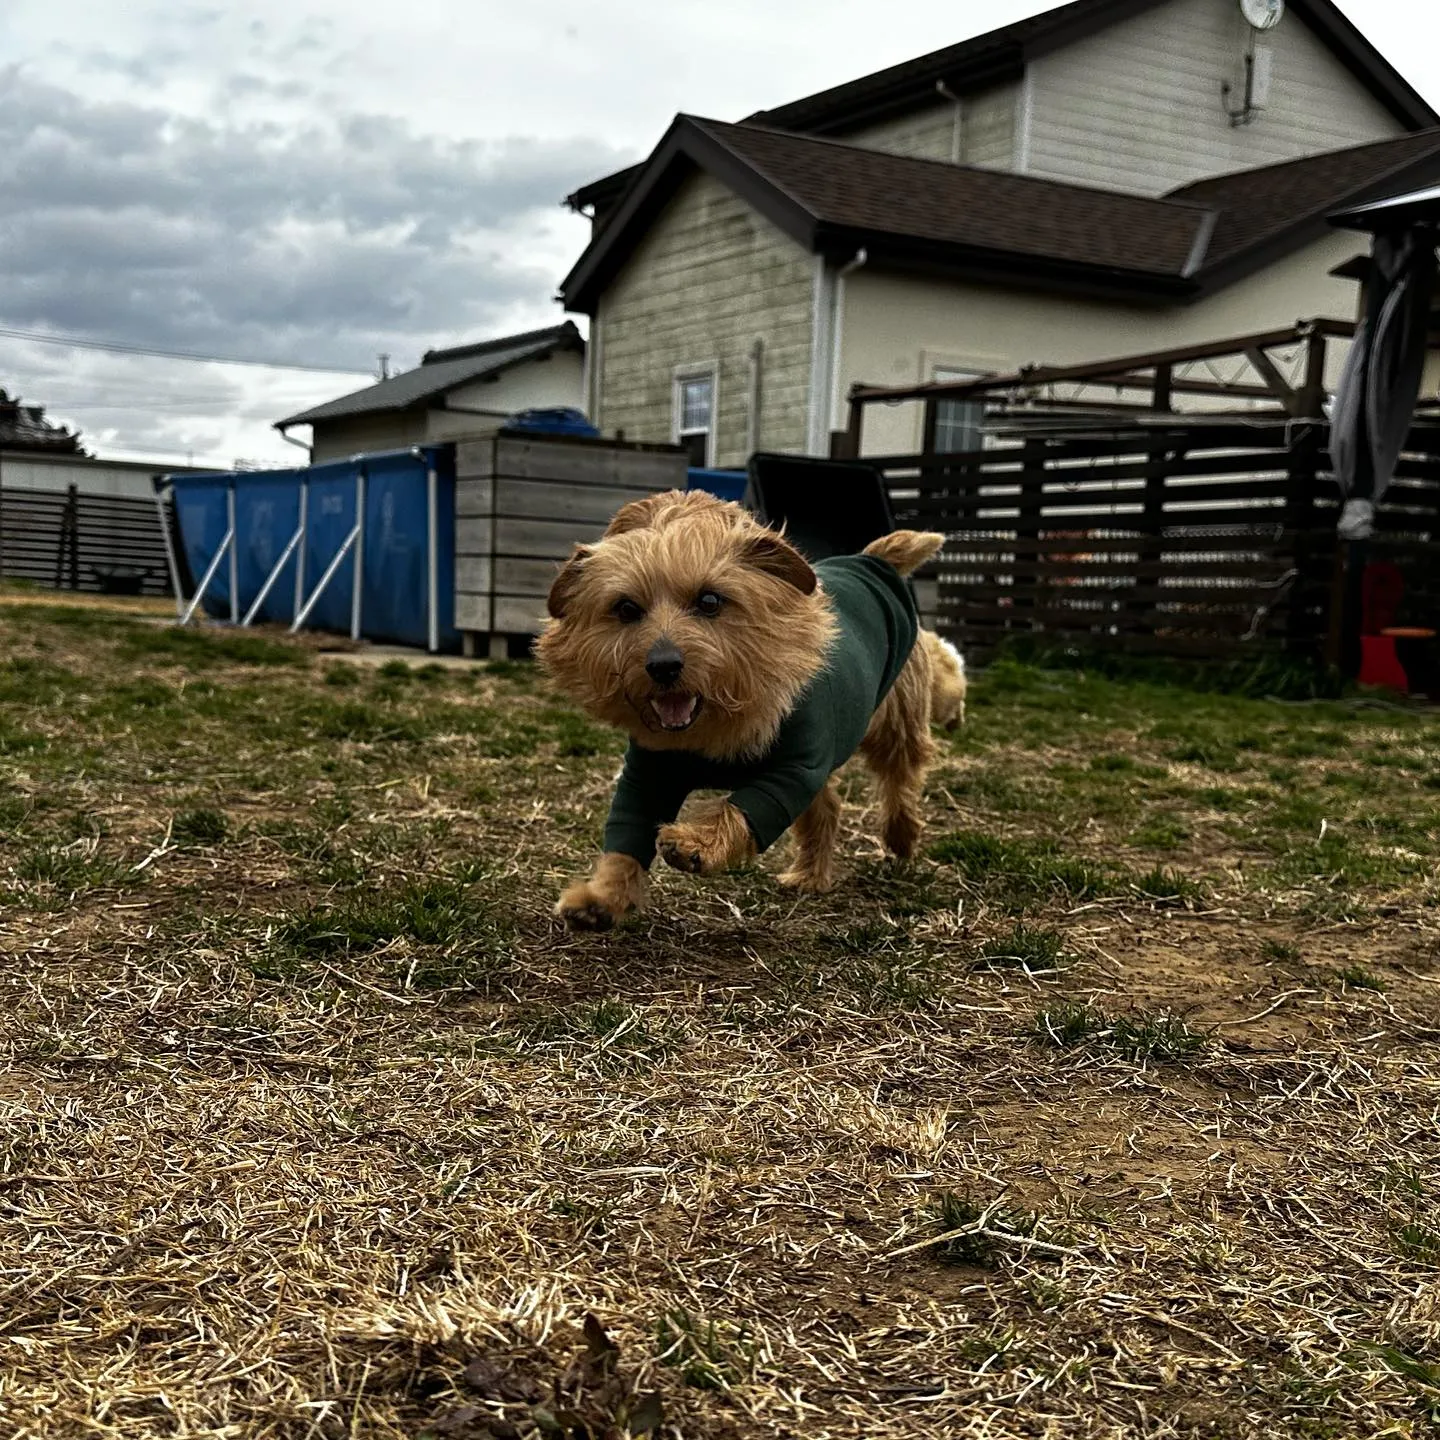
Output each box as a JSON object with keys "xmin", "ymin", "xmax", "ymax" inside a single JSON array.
[
  {"xmin": 1169, "ymin": 128, "xmax": 1440, "ymax": 269},
  {"xmin": 696, "ymin": 120, "xmax": 1208, "ymax": 278},
  {"xmin": 558, "ymin": 116, "xmax": 1440, "ymax": 314}
]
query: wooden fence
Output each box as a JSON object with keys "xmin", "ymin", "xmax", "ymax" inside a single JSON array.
[
  {"xmin": 871, "ymin": 418, "xmax": 1440, "ymax": 665},
  {"xmin": 0, "ymin": 484, "xmax": 177, "ymax": 596}
]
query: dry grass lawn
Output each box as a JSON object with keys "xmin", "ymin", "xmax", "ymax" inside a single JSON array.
[{"xmin": 1, "ymin": 598, "xmax": 1439, "ymax": 1439}]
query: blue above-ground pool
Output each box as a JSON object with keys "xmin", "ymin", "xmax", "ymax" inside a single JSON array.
[{"xmin": 165, "ymin": 446, "xmax": 458, "ymax": 651}]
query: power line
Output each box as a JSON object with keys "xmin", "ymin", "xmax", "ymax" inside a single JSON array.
[{"xmin": 0, "ymin": 323, "xmax": 375, "ymax": 376}]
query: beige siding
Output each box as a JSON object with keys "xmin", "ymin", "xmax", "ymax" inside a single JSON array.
[
  {"xmin": 597, "ymin": 171, "xmax": 814, "ymax": 465},
  {"xmin": 840, "ymin": 101, "xmax": 958, "ymax": 162},
  {"xmin": 1024, "ymin": 0, "xmax": 1402, "ymax": 194},
  {"xmin": 309, "ymin": 412, "xmax": 427, "ymax": 463},
  {"xmin": 840, "ymin": 231, "xmax": 1366, "ymax": 455},
  {"xmin": 963, "ymin": 83, "xmax": 1017, "ymax": 168},
  {"xmin": 430, "ymin": 351, "xmax": 585, "ymax": 442},
  {"xmin": 838, "ymin": 83, "xmax": 1017, "ymax": 168}
]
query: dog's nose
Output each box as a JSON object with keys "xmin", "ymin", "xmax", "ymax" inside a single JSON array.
[{"xmin": 645, "ymin": 639, "xmax": 685, "ymax": 687}]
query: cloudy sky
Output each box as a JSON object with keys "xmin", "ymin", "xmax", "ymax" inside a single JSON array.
[{"xmin": 0, "ymin": 0, "xmax": 1434, "ymax": 468}]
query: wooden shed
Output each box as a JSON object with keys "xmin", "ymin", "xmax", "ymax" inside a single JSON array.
[{"xmin": 454, "ymin": 432, "xmax": 687, "ymax": 657}]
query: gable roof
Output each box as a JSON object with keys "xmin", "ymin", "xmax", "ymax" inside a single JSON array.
[
  {"xmin": 275, "ymin": 323, "xmax": 583, "ymax": 430},
  {"xmin": 567, "ymin": 0, "xmax": 1439, "ymax": 217},
  {"xmin": 559, "ymin": 118, "xmax": 1440, "ymax": 314}
]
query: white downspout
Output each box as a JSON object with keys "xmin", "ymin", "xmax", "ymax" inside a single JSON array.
[
  {"xmin": 807, "ymin": 257, "xmax": 835, "ymax": 455},
  {"xmin": 935, "ymin": 80, "xmax": 962, "ymax": 164},
  {"xmin": 829, "ymin": 249, "xmax": 868, "ymax": 443}
]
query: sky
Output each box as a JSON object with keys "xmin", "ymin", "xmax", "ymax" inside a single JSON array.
[{"xmin": 0, "ymin": 0, "xmax": 1434, "ymax": 469}]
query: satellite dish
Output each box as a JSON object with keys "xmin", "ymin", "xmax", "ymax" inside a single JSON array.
[{"xmin": 1240, "ymin": 0, "xmax": 1284, "ymax": 29}]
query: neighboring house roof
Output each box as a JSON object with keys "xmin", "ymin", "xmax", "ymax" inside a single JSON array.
[
  {"xmin": 274, "ymin": 322, "xmax": 584, "ymax": 430},
  {"xmin": 559, "ymin": 118, "xmax": 1440, "ymax": 314},
  {"xmin": 566, "ymin": 0, "xmax": 1440, "ymax": 217}
]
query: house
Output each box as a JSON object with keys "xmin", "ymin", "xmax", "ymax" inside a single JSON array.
[
  {"xmin": 559, "ymin": 0, "xmax": 1440, "ymax": 461},
  {"xmin": 274, "ymin": 322, "xmax": 586, "ymax": 463}
]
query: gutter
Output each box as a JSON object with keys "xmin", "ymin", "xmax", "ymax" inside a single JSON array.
[{"xmin": 830, "ymin": 249, "xmax": 869, "ymax": 438}]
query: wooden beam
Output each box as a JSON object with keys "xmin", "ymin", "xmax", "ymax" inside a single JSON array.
[{"xmin": 1243, "ymin": 347, "xmax": 1301, "ymax": 414}]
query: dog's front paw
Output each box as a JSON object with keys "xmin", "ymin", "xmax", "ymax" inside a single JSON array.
[
  {"xmin": 656, "ymin": 822, "xmax": 714, "ymax": 875},
  {"xmin": 556, "ymin": 883, "xmax": 624, "ymax": 932}
]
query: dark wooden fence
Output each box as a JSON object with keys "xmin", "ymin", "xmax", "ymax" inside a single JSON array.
[
  {"xmin": 0, "ymin": 484, "xmax": 178, "ymax": 596},
  {"xmin": 872, "ymin": 418, "xmax": 1440, "ymax": 665}
]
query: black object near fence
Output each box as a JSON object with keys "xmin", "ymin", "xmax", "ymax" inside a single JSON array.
[
  {"xmin": 867, "ymin": 417, "xmax": 1440, "ymax": 670},
  {"xmin": 0, "ymin": 484, "xmax": 179, "ymax": 596}
]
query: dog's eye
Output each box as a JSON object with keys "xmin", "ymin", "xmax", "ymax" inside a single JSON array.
[
  {"xmin": 612, "ymin": 598, "xmax": 644, "ymax": 624},
  {"xmin": 694, "ymin": 591, "xmax": 725, "ymax": 618}
]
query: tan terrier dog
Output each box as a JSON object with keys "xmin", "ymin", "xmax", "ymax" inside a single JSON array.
[{"xmin": 537, "ymin": 489, "xmax": 946, "ymax": 931}]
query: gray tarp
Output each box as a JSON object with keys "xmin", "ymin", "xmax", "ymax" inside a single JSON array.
[{"xmin": 1329, "ymin": 227, "xmax": 1438, "ymax": 540}]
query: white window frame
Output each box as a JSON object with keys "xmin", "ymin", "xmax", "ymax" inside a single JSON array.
[{"xmin": 672, "ymin": 361, "xmax": 719, "ymax": 468}]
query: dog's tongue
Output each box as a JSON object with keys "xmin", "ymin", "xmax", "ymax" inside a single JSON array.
[{"xmin": 654, "ymin": 693, "xmax": 698, "ymax": 729}]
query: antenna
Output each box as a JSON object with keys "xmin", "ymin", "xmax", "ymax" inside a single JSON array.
[{"xmin": 378, "ymin": 353, "xmax": 391, "ymax": 380}]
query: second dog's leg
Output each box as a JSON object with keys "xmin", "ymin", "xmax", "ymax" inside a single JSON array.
[
  {"xmin": 556, "ymin": 852, "xmax": 647, "ymax": 931},
  {"xmin": 657, "ymin": 798, "xmax": 757, "ymax": 876},
  {"xmin": 778, "ymin": 780, "xmax": 841, "ymax": 892}
]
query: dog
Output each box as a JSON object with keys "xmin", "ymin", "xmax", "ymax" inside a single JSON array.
[
  {"xmin": 537, "ymin": 489, "xmax": 946, "ymax": 931},
  {"xmin": 923, "ymin": 630, "xmax": 967, "ymax": 729}
]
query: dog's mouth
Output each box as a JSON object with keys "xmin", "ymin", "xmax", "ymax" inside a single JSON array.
[{"xmin": 647, "ymin": 692, "xmax": 703, "ymax": 732}]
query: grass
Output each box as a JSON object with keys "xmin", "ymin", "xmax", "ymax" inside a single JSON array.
[{"xmin": 1, "ymin": 608, "xmax": 1439, "ymax": 1438}]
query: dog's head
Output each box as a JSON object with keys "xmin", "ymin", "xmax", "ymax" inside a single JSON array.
[{"xmin": 536, "ymin": 489, "xmax": 836, "ymax": 759}]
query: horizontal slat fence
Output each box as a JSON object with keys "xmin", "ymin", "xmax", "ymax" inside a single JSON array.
[
  {"xmin": 874, "ymin": 419, "xmax": 1440, "ymax": 665},
  {"xmin": 0, "ymin": 484, "xmax": 177, "ymax": 596}
]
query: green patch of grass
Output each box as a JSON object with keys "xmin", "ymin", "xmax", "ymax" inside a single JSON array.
[
  {"xmin": 1261, "ymin": 938, "xmax": 1300, "ymax": 963},
  {"xmin": 931, "ymin": 1191, "xmax": 1046, "ymax": 1269},
  {"xmin": 116, "ymin": 625, "xmax": 304, "ymax": 669},
  {"xmin": 1031, "ymin": 1002, "xmax": 1204, "ymax": 1062},
  {"xmin": 323, "ymin": 664, "xmax": 361, "ymax": 687},
  {"xmin": 974, "ymin": 923, "xmax": 1068, "ymax": 971},
  {"xmin": 1032, "ymin": 1000, "xmax": 1105, "ymax": 1048},
  {"xmin": 1127, "ymin": 816, "xmax": 1191, "ymax": 850},
  {"xmin": 929, "ymin": 830, "xmax": 1110, "ymax": 907},
  {"xmin": 1109, "ymin": 1010, "xmax": 1205, "ymax": 1062},
  {"xmin": 172, "ymin": 807, "xmax": 229, "ymax": 847},
  {"xmin": 299, "ymin": 697, "xmax": 425, "ymax": 745},
  {"xmin": 1335, "ymin": 964, "xmax": 1386, "ymax": 992},
  {"xmin": 0, "ymin": 656, "xmax": 84, "ymax": 704},
  {"xmin": 274, "ymin": 873, "xmax": 503, "ymax": 960},
  {"xmin": 654, "ymin": 1309, "xmax": 754, "ymax": 1390},
  {"xmin": 9, "ymin": 844, "xmax": 128, "ymax": 905},
  {"xmin": 1128, "ymin": 865, "xmax": 1207, "ymax": 907}
]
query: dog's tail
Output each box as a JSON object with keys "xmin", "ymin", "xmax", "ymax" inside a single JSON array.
[
  {"xmin": 920, "ymin": 630, "xmax": 967, "ymax": 729},
  {"xmin": 863, "ymin": 529, "xmax": 945, "ymax": 577}
]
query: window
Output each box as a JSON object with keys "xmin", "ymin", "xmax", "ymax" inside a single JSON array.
[
  {"xmin": 674, "ymin": 368, "xmax": 716, "ymax": 467},
  {"xmin": 932, "ymin": 367, "xmax": 984, "ymax": 455}
]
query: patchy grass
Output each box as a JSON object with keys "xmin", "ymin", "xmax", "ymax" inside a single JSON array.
[{"xmin": 1, "ymin": 610, "xmax": 1439, "ymax": 1439}]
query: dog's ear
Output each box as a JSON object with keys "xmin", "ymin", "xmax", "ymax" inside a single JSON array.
[
  {"xmin": 547, "ymin": 544, "xmax": 594, "ymax": 619},
  {"xmin": 740, "ymin": 531, "xmax": 817, "ymax": 595},
  {"xmin": 605, "ymin": 491, "xmax": 683, "ymax": 537}
]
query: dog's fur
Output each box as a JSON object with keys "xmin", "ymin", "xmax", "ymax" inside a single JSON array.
[{"xmin": 537, "ymin": 489, "xmax": 948, "ymax": 929}]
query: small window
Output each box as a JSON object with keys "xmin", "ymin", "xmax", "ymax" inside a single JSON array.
[
  {"xmin": 675, "ymin": 369, "xmax": 715, "ymax": 467},
  {"xmin": 932, "ymin": 367, "xmax": 984, "ymax": 455}
]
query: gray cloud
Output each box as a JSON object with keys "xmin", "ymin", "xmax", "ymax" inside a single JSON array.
[{"xmin": 0, "ymin": 66, "xmax": 628, "ymax": 371}]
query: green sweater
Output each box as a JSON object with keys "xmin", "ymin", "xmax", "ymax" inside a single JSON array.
[{"xmin": 602, "ymin": 554, "xmax": 919, "ymax": 867}]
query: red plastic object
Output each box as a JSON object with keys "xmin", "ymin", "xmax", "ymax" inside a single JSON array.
[{"xmin": 1359, "ymin": 634, "xmax": 1409, "ymax": 692}]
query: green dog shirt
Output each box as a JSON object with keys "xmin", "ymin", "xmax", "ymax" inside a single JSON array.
[{"xmin": 601, "ymin": 553, "xmax": 919, "ymax": 866}]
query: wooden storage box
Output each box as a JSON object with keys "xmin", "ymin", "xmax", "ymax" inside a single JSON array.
[{"xmin": 454, "ymin": 433, "xmax": 687, "ymax": 657}]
